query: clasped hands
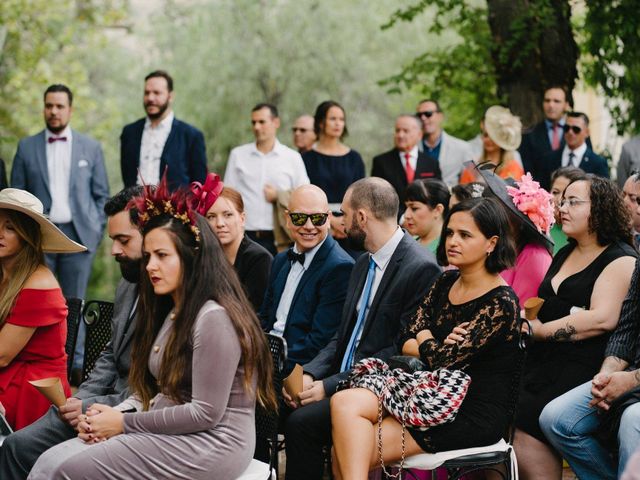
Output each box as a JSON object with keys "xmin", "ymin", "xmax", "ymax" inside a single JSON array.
[
  {"xmin": 74, "ymin": 404, "xmax": 124, "ymax": 444},
  {"xmin": 589, "ymin": 370, "xmax": 637, "ymax": 411},
  {"xmin": 282, "ymin": 373, "xmax": 325, "ymax": 409}
]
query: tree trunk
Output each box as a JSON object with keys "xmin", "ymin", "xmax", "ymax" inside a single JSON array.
[{"xmin": 486, "ymin": 0, "xmax": 579, "ymax": 128}]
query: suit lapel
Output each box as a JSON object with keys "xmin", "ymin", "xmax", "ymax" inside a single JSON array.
[
  {"xmin": 288, "ymin": 237, "xmax": 333, "ymax": 313},
  {"xmin": 159, "ymin": 118, "xmax": 177, "ymax": 176},
  {"xmin": 36, "ymin": 131, "xmax": 51, "ymax": 194},
  {"xmin": 113, "ymin": 285, "xmax": 138, "ymax": 358},
  {"xmin": 270, "ymin": 259, "xmax": 292, "ymax": 326}
]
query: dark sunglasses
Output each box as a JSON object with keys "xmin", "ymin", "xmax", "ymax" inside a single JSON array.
[
  {"xmin": 416, "ymin": 110, "xmax": 438, "ymax": 118},
  {"xmin": 292, "ymin": 127, "xmax": 310, "ymax": 133},
  {"xmin": 562, "ymin": 124, "xmax": 582, "ymax": 134},
  {"xmin": 288, "ymin": 212, "xmax": 329, "ymax": 226}
]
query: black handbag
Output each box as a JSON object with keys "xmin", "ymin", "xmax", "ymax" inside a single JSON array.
[{"xmin": 387, "ymin": 355, "xmax": 427, "ymax": 373}]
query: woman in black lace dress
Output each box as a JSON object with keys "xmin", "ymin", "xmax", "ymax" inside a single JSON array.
[{"xmin": 330, "ymin": 198, "xmax": 521, "ymax": 479}]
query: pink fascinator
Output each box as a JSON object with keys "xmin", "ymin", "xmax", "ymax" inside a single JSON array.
[
  {"xmin": 190, "ymin": 173, "xmax": 223, "ymax": 216},
  {"xmin": 507, "ymin": 173, "xmax": 555, "ymax": 234}
]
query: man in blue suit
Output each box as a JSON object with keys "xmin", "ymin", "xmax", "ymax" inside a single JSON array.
[
  {"xmin": 259, "ymin": 184, "xmax": 354, "ymax": 374},
  {"xmin": 120, "ymin": 70, "xmax": 207, "ymax": 190}
]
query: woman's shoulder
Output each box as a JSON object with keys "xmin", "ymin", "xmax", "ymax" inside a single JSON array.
[{"xmin": 23, "ymin": 266, "xmax": 59, "ymax": 290}]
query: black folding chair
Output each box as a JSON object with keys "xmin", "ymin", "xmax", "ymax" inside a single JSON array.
[
  {"xmin": 254, "ymin": 333, "xmax": 287, "ymax": 478},
  {"xmin": 81, "ymin": 300, "xmax": 114, "ymax": 382},
  {"xmin": 64, "ymin": 297, "xmax": 84, "ymax": 381}
]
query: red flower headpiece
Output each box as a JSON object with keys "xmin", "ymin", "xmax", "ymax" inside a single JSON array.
[
  {"xmin": 129, "ymin": 173, "xmax": 201, "ymax": 243},
  {"xmin": 190, "ymin": 173, "xmax": 223, "ymax": 215}
]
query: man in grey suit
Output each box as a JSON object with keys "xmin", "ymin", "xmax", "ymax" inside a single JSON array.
[
  {"xmin": 11, "ymin": 84, "xmax": 110, "ymax": 299},
  {"xmin": 283, "ymin": 177, "xmax": 441, "ymax": 479},
  {"xmin": 0, "ymin": 187, "xmax": 142, "ymax": 479},
  {"xmin": 617, "ymin": 135, "xmax": 640, "ymax": 187}
]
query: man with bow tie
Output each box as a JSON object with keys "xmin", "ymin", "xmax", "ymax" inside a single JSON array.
[
  {"xmin": 11, "ymin": 84, "xmax": 110, "ymax": 375},
  {"xmin": 258, "ymin": 184, "xmax": 354, "ymax": 374}
]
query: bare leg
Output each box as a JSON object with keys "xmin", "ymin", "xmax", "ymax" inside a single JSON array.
[{"xmin": 513, "ymin": 428, "xmax": 562, "ymax": 480}]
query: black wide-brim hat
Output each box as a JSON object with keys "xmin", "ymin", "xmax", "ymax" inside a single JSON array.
[{"xmin": 469, "ymin": 161, "xmax": 554, "ymax": 249}]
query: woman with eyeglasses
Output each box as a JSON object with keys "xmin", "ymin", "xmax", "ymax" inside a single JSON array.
[
  {"xmin": 460, "ymin": 106, "xmax": 524, "ymax": 184},
  {"xmin": 513, "ymin": 175, "xmax": 638, "ymax": 480},
  {"xmin": 549, "ymin": 166, "xmax": 585, "ymax": 255},
  {"xmin": 403, "ymin": 179, "xmax": 450, "ymax": 254},
  {"xmin": 302, "ymin": 101, "xmax": 365, "ymax": 240}
]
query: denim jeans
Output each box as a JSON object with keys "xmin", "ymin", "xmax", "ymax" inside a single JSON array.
[{"xmin": 539, "ymin": 380, "xmax": 640, "ymax": 479}]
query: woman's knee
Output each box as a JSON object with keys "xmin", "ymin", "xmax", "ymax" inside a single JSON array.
[{"xmin": 330, "ymin": 388, "xmax": 376, "ymax": 420}]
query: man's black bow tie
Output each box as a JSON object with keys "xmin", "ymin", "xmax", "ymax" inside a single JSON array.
[{"xmin": 287, "ymin": 249, "xmax": 305, "ymax": 265}]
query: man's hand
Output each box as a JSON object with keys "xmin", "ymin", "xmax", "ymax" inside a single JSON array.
[
  {"xmin": 58, "ymin": 397, "xmax": 83, "ymax": 428},
  {"xmin": 589, "ymin": 370, "xmax": 638, "ymax": 410},
  {"xmin": 264, "ymin": 184, "xmax": 277, "ymax": 203},
  {"xmin": 298, "ymin": 380, "xmax": 326, "ymax": 406}
]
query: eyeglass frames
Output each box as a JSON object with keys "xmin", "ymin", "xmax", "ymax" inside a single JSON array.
[
  {"xmin": 288, "ymin": 212, "xmax": 329, "ymax": 226},
  {"xmin": 559, "ymin": 198, "xmax": 590, "ymax": 208},
  {"xmin": 416, "ymin": 110, "xmax": 439, "ymax": 119},
  {"xmin": 562, "ymin": 124, "xmax": 582, "ymax": 134},
  {"xmin": 292, "ymin": 127, "xmax": 310, "ymax": 133}
]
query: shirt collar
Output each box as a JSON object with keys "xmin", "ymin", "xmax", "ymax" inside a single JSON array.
[
  {"xmin": 399, "ymin": 145, "xmax": 419, "ymax": 158},
  {"xmin": 251, "ymin": 138, "xmax": 283, "ymax": 156},
  {"xmin": 371, "ymin": 227, "xmax": 404, "ymax": 271},
  {"xmin": 144, "ymin": 111, "xmax": 174, "ymax": 130},
  {"xmin": 46, "ymin": 126, "xmax": 72, "ymax": 141},
  {"xmin": 545, "ymin": 117, "xmax": 566, "ymax": 128},
  {"xmin": 424, "ymin": 133, "xmax": 443, "ymax": 150},
  {"xmin": 293, "ymin": 234, "xmax": 327, "ymax": 269},
  {"xmin": 567, "ymin": 142, "xmax": 588, "ymax": 158}
]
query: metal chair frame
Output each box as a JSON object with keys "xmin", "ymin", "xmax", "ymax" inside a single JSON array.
[
  {"xmin": 64, "ymin": 297, "xmax": 84, "ymax": 381},
  {"xmin": 81, "ymin": 300, "xmax": 114, "ymax": 382}
]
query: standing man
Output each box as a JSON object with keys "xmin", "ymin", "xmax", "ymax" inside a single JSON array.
[
  {"xmin": 520, "ymin": 86, "xmax": 569, "ymax": 181},
  {"xmin": 539, "ymin": 112, "xmax": 609, "ymax": 190},
  {"xmin": 292, "ymin": 114, "xmax": 317, "ymax": 154},
  {"xmin": 11, "ymin": 84, "xmax": 109, "ymax": 300},
  {"xmin": 371, "ymin": 114, "xmax": 441, "ymax": 207},
  {"xmin": 224, "ymin": 103, "xmax": 309, "ymax": 255},
  {"xmin": 416, "ymin": 99, "xmax": 472, "ymax": 187},
  {"xmin": 617, "ymin": 136, "xmax": 640, "ymax": 187},
  {"xmin": 0, "ymin": 187, "xmax": 142, "ymax": 479},
  {"xmin": 282, "ymin": 177, "xmax": 441, "ymax": 479},
  {"xmin": 120, "ymin": 70, "xmax": 207, "ymax": 190}
]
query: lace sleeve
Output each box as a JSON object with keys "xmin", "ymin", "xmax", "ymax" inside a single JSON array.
[
  {"xmin": 418, "ymin": 290, "xmax": 518, "ymax": 371},
  {"xmin": 398, "ymin": 273, "xmax": 447, "ymax": 347}
]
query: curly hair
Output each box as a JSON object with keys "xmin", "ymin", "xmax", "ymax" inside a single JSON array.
[{"xmin": 565, "ymin": 175, "xmax": 633, "ymax": 247}]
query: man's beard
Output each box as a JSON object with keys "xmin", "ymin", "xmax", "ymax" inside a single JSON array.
[
  {"xmin": 116, "ymin": 256, "xmax": 142, "ymax": 283},
  {"xmin": 144, "ymin": 99, "xmax": 170, "ymax": 120},
  {"xmin": 45, "ymin": 119, "xmax": 68, "ymax": 134},
  {"xmin": 346, "ymin": 218, "xmax": 367, "ymax": 252}
]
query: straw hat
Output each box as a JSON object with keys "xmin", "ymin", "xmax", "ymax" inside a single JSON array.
[
  {"xmin": 0, "ymin": 189, "xmax": 86, "ymax": 253},
  {"xmin": 484, "ymin": 105, "xmax": 522, "ymax": 151}
]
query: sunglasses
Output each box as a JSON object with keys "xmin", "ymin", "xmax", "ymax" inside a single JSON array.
[
  {"xmin": 416, "ymin": 110, "xmax": 438, "ymax": 118},
  {"xmin": 288, "ymin": 212, "xmax": 329, "ymax": 226},
  {"xmin": 562, "ymin": 124, "xmax": 582, "ymax": 134},
  {"xmin": 292, "ymin": 127, "xmax": 310, "ymax": 133}
]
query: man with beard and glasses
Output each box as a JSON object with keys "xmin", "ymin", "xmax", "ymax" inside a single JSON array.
[
  {"xmin": 120, "ymin": 70, "xmax": 207, "ymax": 190},
  {"xmin": 282, "ymin": 177, "xmax": 441, "ymax": 480},
  {"xmin": 11, "ymin": 83, "xmax": 110, "ymax": 375},
  {"xmin": 0, "ymin": 187, "xmax": 143, "ymax": 479}
]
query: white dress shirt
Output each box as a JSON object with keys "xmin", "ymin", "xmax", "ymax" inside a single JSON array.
[
  {"xmin": 270, "ymin": 237, "xmax": 327, "ymax": 336},
  {"xmin": 138, "ymin": 112, "xmax": 174, "ymax": 186},
  {"xmin": 561, "ymin": 142, "xmax": 588, "ymax": 168},
  {"xmin": 224, "ymin": 139, "xmax": 309, "ymax": 230},
  {"xmin": 353, "ymin": 227, "xmax": 405, "ymax": 347},
  {"xmin": 398, "ymin": 145, "xmax": 419, "ymax": 172},
  {"xmin": 45, "ymin": 126, "xmax": 72, "ymax": 223}
]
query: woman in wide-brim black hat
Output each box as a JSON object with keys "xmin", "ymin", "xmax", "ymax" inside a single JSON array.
[{"xmin": 476, "ymin": 165, "xmax": 555, "ymax": 305}]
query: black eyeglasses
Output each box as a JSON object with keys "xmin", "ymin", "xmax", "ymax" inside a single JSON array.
[
  {"xmin": 292, "ymin": 127, "xmax": 310, "ymax": 133},
  {"xmin": 562, "ymin": 124, "xmax": 582, "ymax": 134},
  {"xmin": 288, "ymin": 212, "xmax": 329, "ymax": 226},
  {"xmin": 416, "ymin": 110, "xmax": 438, "ymax": 118}
]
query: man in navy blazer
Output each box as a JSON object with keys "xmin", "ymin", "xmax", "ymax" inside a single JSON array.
[
  {"xmin": 372, "ymin": 115, "xmax": 441, "ymax": 211},
  {"xmin": 282, "ymin": 178, "xmax": 441, "ymax": 479},
  {"xmin": 120, "ymin": 70, "xmax": 207, "ymax": 190},
  {"xmin": 259, "ymin": 185, "xmax": 354, "ymax": 373},
  {"xmin": 538, "ymin": 111, "xmax": 608, "ymax": 191}
]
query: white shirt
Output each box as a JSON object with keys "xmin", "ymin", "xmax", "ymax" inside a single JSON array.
[
  {"xmin": 138, "ymin": 111, "xmax": 174, "ymax": 186},
  {"xmin": 354, "ymin": 227, "xmax": 405, "ymax": 347},
  {"xmin": 45, "ymin": 127, "xmax": 72, "ymax": 223},
  {"xmin": 271, "ymin": 236, "xmax": 327, "ymax": 336},
  {"xmin": 224, "ymin": 139, "xmax": 309, "ymax": 230},
  {"xmin": 398, "ymin": 145, "xmax": 419, "ymax": 172},
  {"xmin": 561, "ymin": 143, "xmax": 588, "ymax": 168}
]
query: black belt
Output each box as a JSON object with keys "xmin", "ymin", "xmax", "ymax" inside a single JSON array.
[{"xmin": 246, "ymin": 230, "xmax": 274, "ymax": 240}]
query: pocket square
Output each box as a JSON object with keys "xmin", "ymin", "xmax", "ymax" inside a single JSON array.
[
  {"xmin": 419, "ymin": 172, "xmax": 435, "ymax": 178},
  {"xmin": 78, "ymin": 159, "xmax": 89, "ymax": 168}
]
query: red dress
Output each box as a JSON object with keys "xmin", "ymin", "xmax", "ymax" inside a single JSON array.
[{"xmin": 0, "ymin": 288, "xmax": 72, "ymax": 430}]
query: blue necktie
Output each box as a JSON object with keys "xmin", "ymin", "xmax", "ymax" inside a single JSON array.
[{"xmin": 340, "ymin": 256, "xmax": 376, "ymax": 372}]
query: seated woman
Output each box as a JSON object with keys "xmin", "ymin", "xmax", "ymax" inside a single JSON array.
[
  {"xmin": 30, "ymin": 181, "xmax": 277, "ymax": 479},
  {"xmin": 548, "ymin": 166, "xmax": 585, "ymax": 254},
  {"xmin": 403, "ymin": 179, "xmax": 450, "ymax": 254},
  {"xmin": 0, "ymin": 189, "xmax": 83, "ymax": 430},
  {"xmin": 479, "ymin": 169, "xmax": 554, "ymax": 305},
  {"xmin": 202, "ymin": 179, "xmax": 273, "ymax": 310},
  {"xmin": 459, "ymin": 105, "xmax": 524, "ymax": 184},
  {"xmin": 513, "ymin": 175, "xmax": 638, "ymax": 480},
  {"xmin": 330, "ymin": 198, "xmax": 521, "ymax": 479}
]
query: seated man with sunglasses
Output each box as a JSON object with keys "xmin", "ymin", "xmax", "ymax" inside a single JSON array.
[
  {"xmin": 259, "ymin": 184, "xmax": 354, "ymax": 374},
  {"xmin": 539, "ymin": 111, "xmax": 609, "ymax": 190}
]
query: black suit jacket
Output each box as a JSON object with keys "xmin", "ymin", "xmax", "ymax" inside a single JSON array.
[
  {"xmin": 519, "ymin": 121, "xmax": 564, "ymax": 183},
  {"xmin": 234, "ymin": 234, "xmax": 273, "ymax": 311},
  {"xmin": 371, "ymin": 148, "xmax": 441, "ymax": 204},
  {"xmin": 538, "ymin": 147, "xmax": 609, "ymax": 191},
  {"xmin": 304, "ymin": 232, "xmax": 441, "ymax": 395},
  {"xmin": 0, "ymin": 158, "xmax": 7, "ymax": 190},
  {"xmin": 120, "ymin": 117, "xmax": 207, "ymax": 190}
]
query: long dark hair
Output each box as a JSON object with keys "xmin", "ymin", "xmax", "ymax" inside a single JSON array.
[{"xmin": 129, "ymin": 214, "xmax": 277, "ymax": 411}]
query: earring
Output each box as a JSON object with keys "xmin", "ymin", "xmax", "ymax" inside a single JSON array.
[{"xmin": 486, "ymin": 251, "xmax": 491, "ymax": 256}]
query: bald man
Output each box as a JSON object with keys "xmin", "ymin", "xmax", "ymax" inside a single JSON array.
[
  {"xmin": 292, "ymin": 115, "xmax": 317, "ymax": 154},
  {"xmin": 258, "ymin": 185, "xmax": 354, "ymax": 373}
]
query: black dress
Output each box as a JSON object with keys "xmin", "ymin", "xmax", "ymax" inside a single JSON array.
[
  {"xmin": 302, "ymin": 149, "xmax": 365, "ymax": 203},
  {"xmin": 516, "ymin": 240, "xmax": 638, "ymax": 442},
  {"xmin": 398, "ymin": 270, "xmax": 520, "ymax": 452},
  {"xmin": 233, "ymin": 234, "xmax": 273, "ymax": 311}
]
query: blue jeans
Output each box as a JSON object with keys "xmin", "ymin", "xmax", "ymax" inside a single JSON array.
[{"xmin": 539, "ymin": 380, "xmax": 640, "ymax": 479}]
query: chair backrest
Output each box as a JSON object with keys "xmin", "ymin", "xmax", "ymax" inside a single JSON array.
[
  {"xmin": 81, "ymin": 300, "xmax": 114, "ymax": 382},
  {"xmin": 505, "ymin": 317, "xmax": 532, "ymax": 443},
  {"xmin": 64, "ymin": 297, "xmax": 84, "ymax": 378}
]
